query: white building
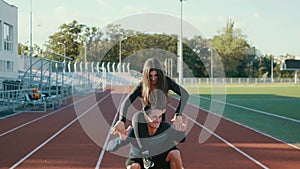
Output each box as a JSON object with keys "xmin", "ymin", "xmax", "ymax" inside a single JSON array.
[{"xmin": 0, "ymin": 0, "xmax": 18, "ymax": 80}]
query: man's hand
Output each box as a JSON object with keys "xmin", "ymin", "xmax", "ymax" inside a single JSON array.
[
  {"xmin": 111, "ymin": 121, "xmax": 125, "ymax": 135},
  {"xmin": 171, "ymin": 115, "xmax": 188, "ymax": 132}
]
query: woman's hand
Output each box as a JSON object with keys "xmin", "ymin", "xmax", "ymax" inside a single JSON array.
[
  {"xmin": 111, "ymin": 121, "xmax": 125, "ymax": 135},
  {"xmin": 171, "ymin": 115, "xmax": 188, "ymax": 132},
  {"xmin": 118, "ymin": 126, "xmax": 132, "ymax": 141}
]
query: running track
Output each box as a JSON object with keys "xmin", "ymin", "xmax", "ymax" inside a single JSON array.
[{"xmin": 0, "ymin": 86, "xmax": 300, "ymax": 169}]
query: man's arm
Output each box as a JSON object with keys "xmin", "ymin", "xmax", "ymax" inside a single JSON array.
[
  {"xmin": 107, "ymin": 127, "xmax": 133, "ymax": 152},
  {"xmin": 106, "ymin": 137, "xmax": 124, "ymax": 152},
  {"xmin": 167, "ymin": 76, "xmax": 189, "ymax": 131}
]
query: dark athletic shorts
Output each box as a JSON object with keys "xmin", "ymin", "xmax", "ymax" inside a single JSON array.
[{"xmin": 126, "ymin": 147, "xmax": 177, "ymax": 169}]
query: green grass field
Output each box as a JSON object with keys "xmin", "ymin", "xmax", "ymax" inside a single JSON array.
[{"xmin": 182, "ymin": 84, "xmax": 300, "ymax": 148}]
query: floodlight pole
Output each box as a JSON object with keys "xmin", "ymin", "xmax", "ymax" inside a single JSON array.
[
  {"xmin": 57, "ymin": 42, "xmax": 66, "ymax": 103},
  {"xmin": 119, "ymin": 39, "xmax": 122, "ymax": 64},
  {"xmin": 58, "ymin": 42, "xmax": 66, "ymax": 74},
  {"xmin": 295, "ymin": 70, "xmax": 299, "ymax": 84},
  {"xmin": 84, "ymin": 41, "xmax": 87, "ymax": 72},
  {"xmin": 178, "ymin": 0, "xmax": 186, "ymax": 85},
  {"xmin": 271, "ymin": 56, "xmax": 273, "ymax": 83},
  {"xmin": 29, "ymin": 0, "xmax": 33, "ymax": 86},
  {"xmin": 119, "ymin": 37, "xmax": 127, "ymax": 72},
  {"xmin": 209, "ymin": 48, "xmax": 213, "ymax": 82}
]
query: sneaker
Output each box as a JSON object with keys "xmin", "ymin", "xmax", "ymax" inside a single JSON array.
[{"xmin": 143, "ymin": 157, "xmax": 154, "ymax": 169}]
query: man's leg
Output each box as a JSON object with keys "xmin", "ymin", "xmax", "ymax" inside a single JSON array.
[
  {"xmin": 165, "ymin": 150, "xmax": 183, "ymax": 169},
  {"xmin": 126, "ymin": 158, "xmax": 142, "ymax": 169},
  {"xmin": 127, "ymin": 163, "xmax": 141, "ymax": 169}
]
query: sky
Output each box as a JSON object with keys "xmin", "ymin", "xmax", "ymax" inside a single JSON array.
[{"xmin": 4, "ymin": 0, "xmax": 300, "ymax": 56}]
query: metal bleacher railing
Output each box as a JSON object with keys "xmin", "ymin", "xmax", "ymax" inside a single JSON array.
[
  {"xmin": 0, "ymin": 53, "xmax": 110, "ymax": 113},
  {"xmin": 14, "ymin": 53, "xmax": 71, "ymax": 112}
]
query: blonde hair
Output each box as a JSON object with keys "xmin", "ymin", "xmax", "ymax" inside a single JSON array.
[{"xmin": 141, "ymin": 58, "xmax": 168, "ymax": 105}]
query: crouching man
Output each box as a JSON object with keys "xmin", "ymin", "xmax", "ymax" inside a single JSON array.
[{"xmin": 107, "ymin": 102, "xmax": 188, "ymax": 169}]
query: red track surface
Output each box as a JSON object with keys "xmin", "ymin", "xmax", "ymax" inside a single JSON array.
[{"xmin": 1, "ymin": 86, "xmax": 300, "ymax": 169}]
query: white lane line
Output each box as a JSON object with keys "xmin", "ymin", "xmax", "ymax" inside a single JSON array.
[
  {"xmin": 196, "ymin": 95, "xmax": 300, "ymax": 124},
  {"xmin": 188, "ymin": 114, "xmax": 269, "ymax": 169},
  {"xmin": 168, "ymin": 103, "xmax": 269, "ymax": 169},
  {"xmin": 0, "ymin": 94, "xmax": 94, "ymax": 137},
  {"xmin": 0, "ymin": 112, "xmax": 23, "ymax": 120},
  {"xmin": 9, "ymin": 93, "xmax": 111, "ymax": 169},
  {"xmin": 95, "ymin": 87, "xmax": 130, "ymax": 169},
  {"xmin": 189, "ymin": 95, "xmax": 300, "ymax": 150}
]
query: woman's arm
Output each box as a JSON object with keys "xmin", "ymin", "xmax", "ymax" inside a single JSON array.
[
  {"xmin": 119, "ymin": 83, "xmax": 142, "ymax": 123},
  {"xmin": 167, "ymin": 76, "xmax": 189, "ymax": 116},
  {"xmin": 172, "ymin": 115, "xmax": 188, "ymax": 143},
  {"xmin": 111, "ymin": 83, "xmax": 142, "ymax": 135}
]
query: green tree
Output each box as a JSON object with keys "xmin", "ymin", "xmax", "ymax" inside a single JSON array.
[
  {"xmin": 183, "ymin": 35, "xmax": 209, "ymax": 77},
  {"xmin": 211, "ymin": 19, "xmax": 253, "ymax": 77},
  {"xmin": 257, "ymin": 54, "xmax": 271, "ymax": 78},
  {"xmin": 18, "ymin": 43, "xmax": 29, "ymax": 56},
  {"xmin": 188, "ymin": 35, "xmax": 218, "ymax": 77},
  {"xmin": 81, "ymin": 24, "xmax": 138, "ymax": 64},
  {"xmin": 276, "ymin": 54, "xmax": 296, "ymax": 78},
  {"xmin": 18, "ymin": 42, "xmax": 43, "ymax": 58},
  {"xmin": 45, "ymin": 20, "xmax": 86, "ymax": 62}
]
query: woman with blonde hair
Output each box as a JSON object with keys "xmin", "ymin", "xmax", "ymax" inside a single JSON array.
[{"xmin": 112, "ymin": 57, "xmax": 189, "ymax": 133}]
